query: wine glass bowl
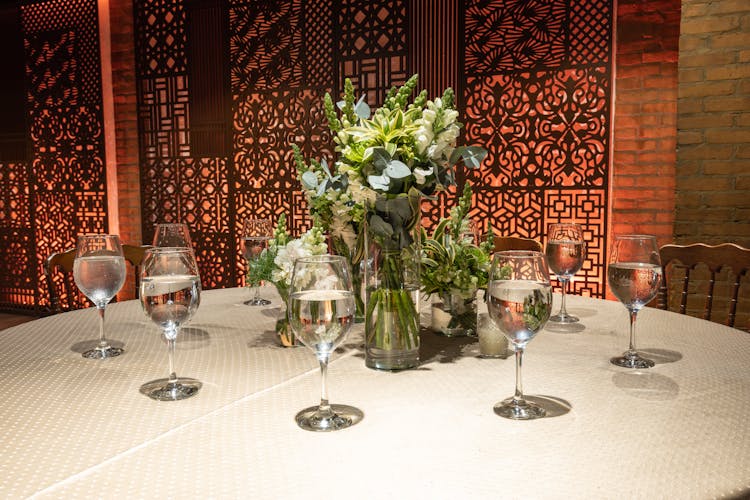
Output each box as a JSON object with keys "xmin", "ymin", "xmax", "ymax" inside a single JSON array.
[
  {"xmin": 153, "ymin": 223, "xmax": 193, "ymax": 248},
  {"xmin": 487, "ymin": 251, "xmax": 553, "ymax": 420},
  {"xmin": 289, "ymin": 255, "xmax": 363, "ymax": 432},
  {"xmin": 241, "ymin": 218, "xmax": 273, "ymax": 306},
  {"xmin": 73, "ymin": 234, "xmax": 127, "ymax": 359},
  {"xmin": 545, "ymin": 223, "xmax": 586, "ymax": 324},
  {"xmin": 608, "ymin": 234, "xmax": 662, "ymax": 369},
  {"xmin": 139, "ymin": 247, "xmax": 202, "ymax": 401}
]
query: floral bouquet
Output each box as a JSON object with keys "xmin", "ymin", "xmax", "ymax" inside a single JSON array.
[
  {"xmin": 422, "ymin": 182, "xmax": 493, "ymax": 336},
  {"xmin": 247, "ymin": 214, "xmax": 327, "ymax": 346},
  {"xmin": 293, "ymin": 74, "xmax": 486, "ymax": 369}
]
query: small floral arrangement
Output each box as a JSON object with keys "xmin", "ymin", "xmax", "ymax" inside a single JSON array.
[
  {"xmin": 421, "ymin": 182, "xmax": 493, "ymax": 299},
  {"xmin": 248, "ymin": 214, "xmax": 327, "ymax": 345}
]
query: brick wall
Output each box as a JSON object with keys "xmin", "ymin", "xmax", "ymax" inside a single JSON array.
[
  {"xmin": 612, "ymin": 0, "xmax": 681, "ymax": 249},
  {"xmin": 677, "ymin": 0, "xmax": 750, "ymax": 247},
  {"xmin": 109, "ymin": 0, "xmax": 141, "ymax": 299}
]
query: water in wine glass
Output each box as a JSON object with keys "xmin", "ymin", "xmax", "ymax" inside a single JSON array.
[
  {"xmin": 488, "ymin": 280, "xmax": 552, "ymax": 348},
  {"xmin": 242, "ymin": 236, "xmax": 269, "ymax": 261},
  {"xmin": 141, "ymin": 274, "xmax": 201, "ymax": 336},
  {"xmin": 139, "ymin": 247, "xmax": 202, "ymax": 401},
  {"xmin": 73, "ymin": 255, "xmax": 126, "ymax": 306},
  {"xmin": 546, "ymin": 240, "xmax": 585, "ymax": 278},
  {"xmin": 608, "ymin": 234, "xmax": 661, "ymax": 369},
  {"xmin": 608, "ymin": 262, "xmax": 662, "ymax": 311},
  {"xmin": 289, "ymin": 255, "xmax": 363, "ymax": 432},
  {"xmin": 289, "ymin": 289, "xmax": 355, "ymax": 354}
]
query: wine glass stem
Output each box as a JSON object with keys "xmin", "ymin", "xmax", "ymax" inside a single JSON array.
[
  {"xmin": 318, "ymin": 355, "xmax": 333, "ymax": 417},
  {"xmin": 97, "ymin": 305, "xmax": 108, "ymax": 349},
  {"xmin": 558, "ymin": 277, "xmax": 569, "ymax": 316},
  {"xmin": 627, "ymin": 310, "xmax": 639, "ymax": 358},
  {"xmin": 166, "ymin": 335, "xmax": 178, "ymax": 385},
  {"xmin": 513, "ymin": 347, "xmax": 525, "ymax": 405}
]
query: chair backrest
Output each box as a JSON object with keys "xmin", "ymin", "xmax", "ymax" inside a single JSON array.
[
  {"xmin": 44, "ymin": 248, "xmax": 79, "ymax": 314},
  {"xmin": 493, "ymin": 236, "xmax": 544, "ymax": 253},
  {"xmin": 44, "ymin": 244, "xmax": 152, "ymax": 314},
  {"xmin": 658, "ymin": 243, "xmax": 750, "ymax": 330}
]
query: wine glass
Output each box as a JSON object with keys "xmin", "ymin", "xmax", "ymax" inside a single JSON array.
[
  {"xmin": 153, "ymin": 223, "xmax": 192, "ymax": 248},
  {"xmin": 288, "ymin": 255, "xmax": 363, "ymax": 432},
  {"xmin": 545, "ymin": 223, "xmax": 586, "ymax": 323},
  {"xmin": 139, "ymin": 247, "xmax": 202, "ymax": 401},
  {"xmin": 73, "ymin": 234, "xmax": 127, "ymax": 359},
  {"xmin": 487, "ymin": 251, "xmax": 553, "ymax": 420},
  {"xmin": 608, "ymin": 234, "xmax": 662, "ymax": 369},
  {"xmin": 241, "ymin": 218, "xmax": 273, "ymax": 306}
]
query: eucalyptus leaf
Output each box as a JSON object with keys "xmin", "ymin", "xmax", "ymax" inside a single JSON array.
[
  {"xmin": 301, "ymin": 171, "xmax": 319, "ymax": 190},
  {"xmin": 368, "ymin": 174, "xmax": 391, "ymax": 191},
  {"xmin": 385, "ymin": 160, "xmax": 411, "ymax": 179},
  {"xmin": 354, "ymin": 94, "xmax": 371, "ymax": 119}
]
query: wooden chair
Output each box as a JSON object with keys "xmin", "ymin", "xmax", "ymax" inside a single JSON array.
[
  {"xmin": 658, "ymin": 243, "xmax": 750, "ymax": 330},
  {"xmin": 44, "ymin": 244, "xmax": 151, "ymax": 314},
  {"xmin": 493, "ymin": 235, "xmax": 543, "ymax": 253}
]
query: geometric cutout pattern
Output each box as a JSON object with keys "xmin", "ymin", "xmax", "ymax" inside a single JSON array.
[
  {"xmin": 303, "ymin": 0, "xmax": 335, "ymax": 88},
  {"xmin": 133, "ymin": 0, "xmax": 187, "ymax": 77},
  {"xmin": 0, "ymin": 162, "xmax": 31, "ymax": 229},
  {"xmin": 22, "ymin": 0, "xmax": 102, "ymax": 106},
  {"xmin": 569, "ymin": 0, "xmax": 612, "ymax": 65},
  {"xmin": 338, "ymin": 0, "xmax": 407, "ymax": 58},
  {"xmin": 138, "ymin": 76, "xmax": 191, "ymax": 160},
  {"xmin": 465, "ymin": 0, "xmax": 566, "ymax": 74},
  {"xmin": 230, "ymin": 1, "xmax": 304, "ymax": 93},
  {"xmin": 544, "ymin": 189, "xmax": 606, "ymax": 297},
  {"xmin": 464, "ymin": 67, "xmax": 609, "ymax": 188},
  {"xmin": 141, "ymin": 157, "xmax": 229, "ymax": 233},
  {"xmin": 339, "ymin": 55, "xmax": 409, "ymax": 109}
]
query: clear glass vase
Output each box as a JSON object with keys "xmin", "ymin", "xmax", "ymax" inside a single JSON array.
[
  {"xmin": 363, "ymin": 194, "xmax": 421, "ymax": 371},
  {"xmin": 275, "ymin": 298, "xmax": 299, "ymax": 347},
  {"xmin": 430, "ymin": 290, "xmax": 477, "ymax": 337}
]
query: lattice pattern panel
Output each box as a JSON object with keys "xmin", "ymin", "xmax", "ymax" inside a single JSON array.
[
  {"xmin": 544, "ymin": 189, "xmax": 606, "ymax": 297},
  {"xmin": 463, "ymin": 0, "xmax": 612, "ymax": 297},
  {"xmin": 569, "ymin": 0, "xmax": 612, "ymax": 64},
  {"xmin": 0, "ymin": 162, "xmax": 31, "ymax": 228},
  {"xmin": 0, "ymin": 0, "xmax": 110, "ymax": 312},
  {"xmin": 139, "ymin": 76, "xmax": 191, "ymax": 160},
  {"xmin": 338, "ymin": 0, "xmax": 409, "ymax": 105}
]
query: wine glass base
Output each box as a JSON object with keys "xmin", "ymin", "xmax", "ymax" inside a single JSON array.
[
  {"xmin": 82, "ymin": 345, "xmax": 124, "ymax": 359},
  {"xmin": 243, "ymin": 297, "xmax": 271, "ymax": 306},
  {"xmin": 494, "ymin": 398, "xmax": 547, "ymax": 420},
  {"xmin": 610, "ymin": 354, "xmax": 655, "ymax": 369},
  {"xmin": 549, "ymin": 313, "xmax": 579, "ymax": 323},
  {"xmin": 140, "ymin": 377, "xmax": 202, "ymax": 401},
  {"xmin": 295, "ymin": 404, "xmax": 364, "ymax": 432}
]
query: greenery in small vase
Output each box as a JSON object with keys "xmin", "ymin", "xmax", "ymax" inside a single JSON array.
[{"xmin": 421, "ymin": 182, "xmax": 493, "ymax": 300}]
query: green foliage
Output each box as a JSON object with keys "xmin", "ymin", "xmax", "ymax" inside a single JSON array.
[
  {"xmin": 421, "ymin": 183, "xmax": 494, "ymax": 297},
  {"xmin": 246, "ymin": 214, "xmax": 288, "ymax": 288}
]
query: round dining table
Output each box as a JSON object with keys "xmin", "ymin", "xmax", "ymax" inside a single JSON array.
[{"xmin": 0, "ymin": 287, "xmax": 748, "ymax": 499}]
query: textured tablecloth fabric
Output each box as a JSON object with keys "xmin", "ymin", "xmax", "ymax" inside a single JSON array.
[{"xmin": 0, "ymin": 289, "xmax": 748, "ymax": 499}]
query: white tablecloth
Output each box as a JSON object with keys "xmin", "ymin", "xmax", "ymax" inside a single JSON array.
[{"xmin": 0, "ymin": 288, "xmax": 748, "ymax": 499}]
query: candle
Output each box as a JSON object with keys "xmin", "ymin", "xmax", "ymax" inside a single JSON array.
[{"xmin": 477, "ymin": 312, "xmax": 509, "ymax": 358}]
